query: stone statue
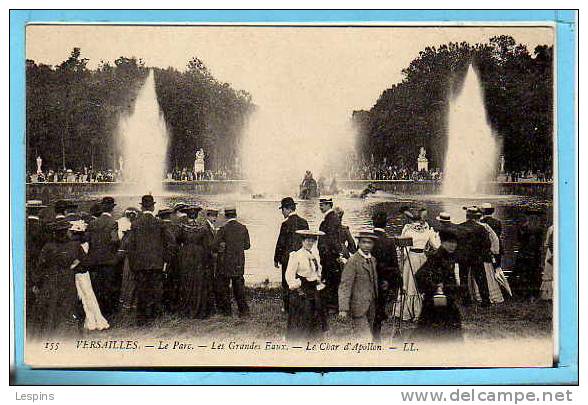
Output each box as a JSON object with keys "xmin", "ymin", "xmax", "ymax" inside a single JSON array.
[
  {"xmin": 119, "ymin": 156, "xmax": 124, "ymax": 172},
  {"xmin": 417, "ymin": 147, "xmax": 429, "ymax": 172},
  {"xmin": 499, "ymin": 155, "xmax": 505, "ymax": 173},
  {"xmin": 36, "ymin": 156, "xmax": 42, "ymax": 174},
  {"xmin": 194, "ymin": 148, "xmax": 205, "ymax": 175}
]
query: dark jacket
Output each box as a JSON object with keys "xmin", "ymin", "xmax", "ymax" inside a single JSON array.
[
  {"xmin": 318, "ymin": 210, "xmax": 343, "ymax": 266},
  {"xmin": 274, "ymin": 213, "xmax": 309, "ymax": 266},
  {"xmin": 338, "ymin": 252, "xmax": 378, "ymax": 316},
  {"xmin": 127, "ymin": 212, "xmax": 174, "ymax": 271},
  {"xmin": 86, "ymin": 213, "xmax": 119, "ymax": 266},
  {"xmin": 214, "ymin": 219, "xmax": 251, "ymax": 276},
  {"xmin": 456, "ymin": 219, "xmax": 491, "ymax": 264},
  {"xmin": 415, "ymin": 246, "xmax": 461, "ymax": 329},
  {"xmin": 372, "ymin": 229, "xmax": 400, "ymax": 288},
  {"xmin": 480, "ymin": 216, "xmax": 502, "ymax": 238}
]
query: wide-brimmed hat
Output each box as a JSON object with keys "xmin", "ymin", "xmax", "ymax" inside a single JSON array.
[
  {"xmin": 436, "ymin": 212, "xmax": 452, "ymax": 223},
  {"xmin": 355, "ymin": 230, "xmax": 379, "ymax": 240},
  {"xmin": 140, "ymin": 195, "xmax": 155, "ymax": 207},
  {"xmin": 173, "ymin": 202, "xmax": 189, "ymax": 212},
  {"xmin": 100, "ymin": 196, "xmax": 116, "ymax": 208},
  {"xmin": 296, "ymin": 229, "xmax": 325, "ymax": 238},
  {"xmin": 279, "ymin": 197, "xmax": 296, "ymax": 210},
  {"xmin": 157, "ymin": 207, "xmax": 173, "ymax": 218},
  {"xmin": 26, "ymin": 200, "xmax": 47, "ymax": 209},
  {"xmin": 463, "ymin": 206, "xmax": 482, "ymax": 216},
  {"xmin": 224, "ymin": 206, "xmax": 237, "ymax": 216},
  {"xmin": 69, "ymin": 219, "xmax": 87, "ymax": 233},
  {"xmin": 47, "ymin": 220, "xmax": 71, "ymax": 232},
  {"xmin": 480, "ymin": 203, "xmax": 495, "ymax": 215}
]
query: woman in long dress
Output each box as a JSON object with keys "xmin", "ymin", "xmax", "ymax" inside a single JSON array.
[
  {"xmin": 176, "ymin": 207, "xmax": 211, "ymax": 319},
  {"xmin": 285, "ymin": 230, "xmax": 327, "ymax": 342},
  {"xmin": 34, "ymin": 220, "xmax": 86, "ymax": 338},
  {"xmin": 469, "ymin": 220, "xmax": 505, "ymax": 304},
  {"xmin": 540, "ymin": 225, "xmax": 554, "ymax": 300},
  {"xmin": 394, "ymin": 216, "xmax": 440, "ymax": 321}
]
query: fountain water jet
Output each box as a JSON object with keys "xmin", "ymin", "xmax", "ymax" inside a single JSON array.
[
  {"xmin": 117, "ymin": 70, "xmax": 168, "ymax": 196},
  {"xmin": 442, "ymin": 65, "xmax": 498, "ymax": 197}
]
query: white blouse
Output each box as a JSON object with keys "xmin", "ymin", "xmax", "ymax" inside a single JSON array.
[
  {"xmin": 285, "ymin": 248, "xmax": 322, "ymax": 290},
  {"xmin": 401, "ymin": 222, "xmax": 441, "ymax": 250}
]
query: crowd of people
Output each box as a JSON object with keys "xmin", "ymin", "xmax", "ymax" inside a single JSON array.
[
  {"xmin": 27, "ymin": 168, "xmax": 123, "ymax": 183},
  {"xmin": 25, "ymin": 193, "xmax": 553, "ymax": 343}
]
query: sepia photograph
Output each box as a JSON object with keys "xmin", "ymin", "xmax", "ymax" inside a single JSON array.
[{"xmin": 21, "ymin": 23, "xmax": 557, "ymax": 369}]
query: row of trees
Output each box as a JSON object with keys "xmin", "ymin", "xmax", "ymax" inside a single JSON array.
[
  {"xmin": 353, "ymin": 36, "xmax": 553, "ymax": 173},
  {"xmin": 26, "ymin": 48, "xmax": 253, "ymax": 173}
]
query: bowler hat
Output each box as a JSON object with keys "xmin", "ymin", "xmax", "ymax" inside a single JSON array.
[
  {"xmin": 279, "ymin": 197, "xmax": 296, "ymax": 210},
  {"xmin": 47, "ymin": 220, "xmax": 71, "ymax": 232},
  {"xmin": 101, "ymin": 196, "xmax": 116, "ymax": 207},
  {"xmin": 140, "ymin": 195, "xmax": 155, "ymax": 207},
  {"xmin": 319, "ymin": 197, "xmax": 333, "ymax": 204},
  {"xmin": 225, "ymin": 206, "xmax": 237, "ymax": 217}
]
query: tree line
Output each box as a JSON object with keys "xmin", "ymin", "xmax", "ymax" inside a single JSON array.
[
  {"xmin": 26, "ymin": 48, "xmax": 253, "ymax": 174},
  {"xmin": 352, "ymin": 35, "xmax": 553, "ymax": 174}
]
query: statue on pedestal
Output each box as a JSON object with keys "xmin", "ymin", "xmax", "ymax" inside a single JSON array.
[
  {"xmin": 194, "ymin": 148, "xmax": 206, "ymax": 178},
  {"xmin": 36, "ymin": 156, "xmax": 42, "ymax": 174},
  {"xmin": 417, "ymin": 147, "xmax": 429, "ymax": 172},
  {"xmin": 499, "ymin": 154, "xmax": 505, "ymax": 173},
  {"xmin": 119, "ymin": 156, "xmax": 124, "ymax": 173}
]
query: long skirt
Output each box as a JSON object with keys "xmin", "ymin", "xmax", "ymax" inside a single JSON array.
[
  {"xmin": 469, "ymin": 262, "xmax": 504, "ymax": 304},
  {"xmin": 394, "ymin": 251, "xmax": 426, "ymax": 321},
  {"xmin": 287, "ymin": 282, "xmax": 325, "ymax": 342},
  {"xmin": 177, "ymin": 244, "xmax": 211, "ymax": 319},
  {"xmin": 117, "ymin": 257, "xmax": 137, "ymax": 325},
  {"xmin": 75, "ymin": 272, "xmax": 109, "ymax": 331}
]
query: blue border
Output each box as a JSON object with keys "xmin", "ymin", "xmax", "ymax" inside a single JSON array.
[{"xmin": 10, "ymin": 9, "xmax": 577, "ymax": 385}]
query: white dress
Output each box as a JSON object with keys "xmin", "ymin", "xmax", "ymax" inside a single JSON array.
[
  {"xmin": 540, "ymin": 225, "xmax": 554, "ymax": 300},
  {"xmin": 394, "ymin": 222, "xmax": 440, "ymax": 321},
  {"xmin": 75, "ymin": 242, "xmax": 110, "ymax": 331}
]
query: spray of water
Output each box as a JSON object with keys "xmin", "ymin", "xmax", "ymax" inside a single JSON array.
[
  {"xmin": 442, "ymin": 65, "xmax": 498, "ymax": 197},
  {"xmin": 240, "ymin": 103, "xmax": 356, "ymax": 196},
  {"xmin": 117, "ymin": 70, "xmax": 169, "ymax": 196}
]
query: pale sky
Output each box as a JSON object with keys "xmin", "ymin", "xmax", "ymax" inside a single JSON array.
[{"xmin": 27, "ymin": 25, "xmax": 553, "ymax": 112}]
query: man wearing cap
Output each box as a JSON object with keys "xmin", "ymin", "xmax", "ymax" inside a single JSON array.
[
  {"xmin": 318, "ymin": 197, "xmax": 344, "ymax": 313},
  {"xmin": 338, "ymin": 230, "xmax": 379, "ymax": 339},
  {"xmin": 456, "ymin": 207, "xmax": 492, "ymax": 306},
  {"xmin": 86, "ymin": 196, "xmax": 120, "ymax": 320},
  {"xmin": 274, "ymin": 197, "xmax": 309, "ymax": 312},
  {"xmin": 213, "ymin": 207, "xmax": 251, "ymax": 317},
  {"xmin": 371, "ymin": 211, "xmax": 400, "ymax": 342}
]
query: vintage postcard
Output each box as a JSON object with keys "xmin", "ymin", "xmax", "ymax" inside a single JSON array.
[{"xmin": 21, "ymin": 22, "xmax": 558, "ymax": 369}]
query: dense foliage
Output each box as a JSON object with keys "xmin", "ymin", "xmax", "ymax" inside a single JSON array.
[
  {"xmin": 353, "ymin": 36, "xmax": 553, "ymax": 173},
  {"xmin": 26, "ymin": 49, "xmax": 253, "ymax": 173}
]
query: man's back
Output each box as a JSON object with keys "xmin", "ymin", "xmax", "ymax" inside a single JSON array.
[
  {"xmin": 318, "ymin": 210, "xmax": 342, "ymax": 258},
  {"xmin": 275, "ymin": 213, "xmax": 309, "ymax": 264},
  {"xmin": 457, "ymin": 220, "xmax": 490, "ymax": 263},
  {"xmin": 372, "ymin": 229, "xmax": 399, "ymax": 283},
  {"xmin": 128, "ymin": 213, "xmax": 167, "ymax": 270},
  {"xmin": 216, "ymin": 220, "xmax": 250, "ymax": 275},
  {"xmin": 87, "ymin": 213, "xmax": 118, "ymax": 265}
]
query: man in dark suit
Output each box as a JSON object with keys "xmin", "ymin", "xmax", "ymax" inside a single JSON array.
[
  {"xmin": 318, "ymin": 197, "xmax": 344, "ymax": 313},
  {"xmin": 456, "ymin": 206, "xmax": 491, "ymax": 306},
  {"xmin": 371, "ymin": 211, "xmax": 401, "ymax": 342},
  {"xmin": 126, "ymin": 195, "xmax": 174, "ymax": 325},
  {"xmin": 86, "ymin": 196, "xmax": 120, "ymax": 320},
  {"xmin": 204, "ymin": 208, "xmax": 219, "ymax": 314},
  {"xmin": 274, "ymin": 197, "xmax": 309, "ymax": 312},
  {"xmin": 214, "ymin": 207, "xmax": 251, "ymax": 317}
]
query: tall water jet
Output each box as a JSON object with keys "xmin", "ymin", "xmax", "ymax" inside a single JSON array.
[
  {"xmin": 117, "ymin": 70, "xmax": 168, "ymax": 195},
  {"xmin": 442, "ymin": 65, "xmax": 498, "ymax": 196}
]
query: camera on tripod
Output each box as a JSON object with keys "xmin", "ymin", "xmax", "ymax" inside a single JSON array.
[{"xmin": 393, "ymin": 236, "xmax": 413, "ymax": 248}]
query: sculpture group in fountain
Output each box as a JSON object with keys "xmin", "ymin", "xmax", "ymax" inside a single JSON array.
[{"xmin": 194, "ymin": 148, "xmax": 206, "ymax": 179}]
